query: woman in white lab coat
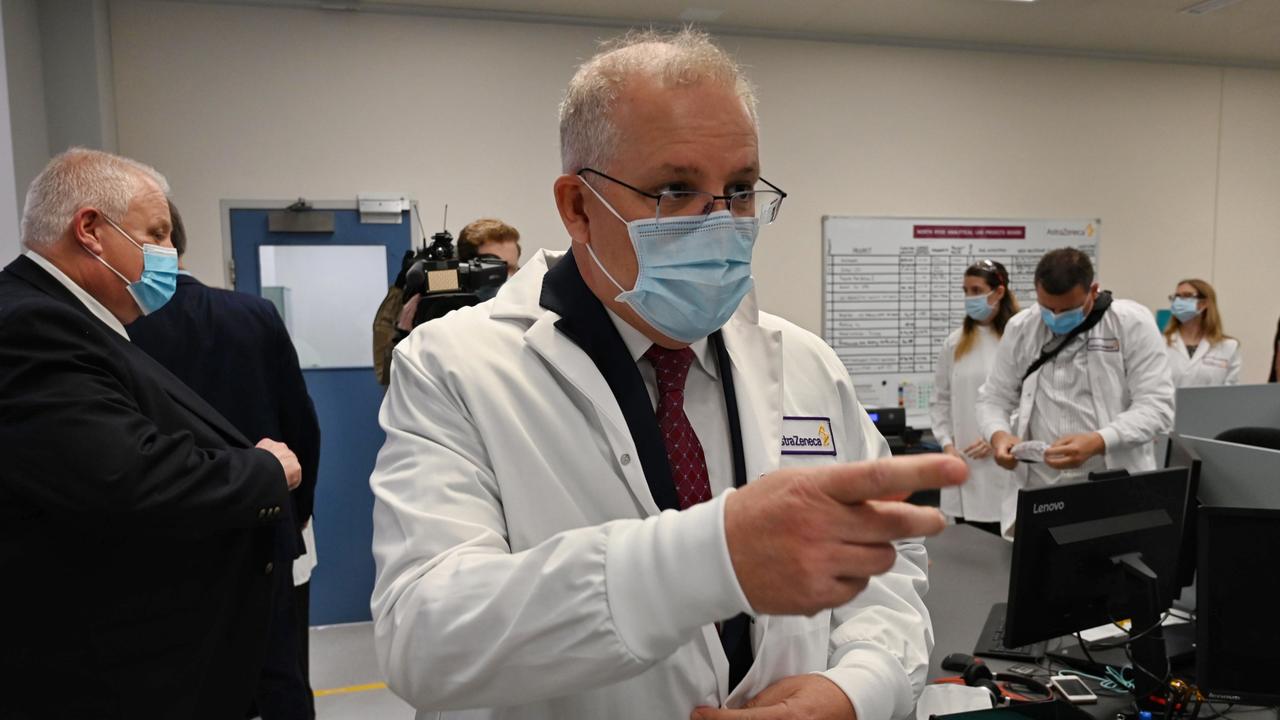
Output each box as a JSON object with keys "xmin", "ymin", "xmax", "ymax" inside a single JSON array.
[
  {"xmin": 931, "ymin": 259, "xmax": 1019, "ymax": 535},
  {"xmin": 1164, "ymin": 278, "xmax": 1241, "ymax": 387}
]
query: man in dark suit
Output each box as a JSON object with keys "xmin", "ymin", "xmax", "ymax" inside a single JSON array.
[
  {"xmin": 0, "ymin": 148, "xmax": 301, "ymax": 719},
  {"xmin": 129, "ymin": 200, "xmax": 321, "ymax": 719}
]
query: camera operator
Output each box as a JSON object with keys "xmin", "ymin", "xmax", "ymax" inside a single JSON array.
[
  {"xmin": 392, "ymin": 218, "xmax": 517, "ymax": 342},
  {"xmin": 458, "ymin": 218, "xmax": 521, "ymax": 280},
  {"xmin": 374, "ymin": 218, "xmax": 522, "ymax": 385}
]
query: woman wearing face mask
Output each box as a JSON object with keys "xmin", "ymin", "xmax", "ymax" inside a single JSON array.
[
  {"xmin": 929, "ymin": 259, "xmax": 1019, "ymax": 535},
  {"xmin": 1164, "ymin": 279, "xmax": 1240, "ymax": 387}
]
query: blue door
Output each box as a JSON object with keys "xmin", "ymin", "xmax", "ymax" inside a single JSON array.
[{"xmin": 229, "ymin": 206, "xmax": 410, "ymax": 625}]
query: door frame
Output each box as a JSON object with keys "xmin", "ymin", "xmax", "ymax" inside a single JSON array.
[
  {"xmin": 219, "ymin": 199, "xmax": 412, "ymax": 625},
  {"xmin": 219, "ymin": 199, "xmax": 400, "ymax": 288}
]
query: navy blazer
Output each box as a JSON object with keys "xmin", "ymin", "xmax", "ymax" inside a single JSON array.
[
  {"xmin": 129, "ymin": 274, "xmax": 321, "ymax": 555},
  {"xmin": 0, "ymin": 255, "xmax": 288, "ymax": 718}
]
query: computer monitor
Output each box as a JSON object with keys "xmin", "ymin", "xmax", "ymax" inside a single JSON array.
[
  {"xmin": 1178, "ymin": 435, "xmax": 1280, "ymax": 510},
  {"xmin": 1164, "ymin": 434, "xmax": 1202, "ymax": 591},
  {"xmin": 1174, "ymin": 384, "xmax": 1280, "ymax": 440},
  {"xmin": 866, "ymin": 407, "xmax": 906, "ymax": 436},
  {"xmin": 1196, "ymin": 506, "xmax": 1280, "ymax": 706},
  {"xmin": 1004, "ymin": 467, "xmax": 1192, "ymax": 700}
]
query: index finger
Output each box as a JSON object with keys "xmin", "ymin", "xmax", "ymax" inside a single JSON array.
[{"xmin": 810, "ymin": 454, "xmax": 967, "ymax": 505}]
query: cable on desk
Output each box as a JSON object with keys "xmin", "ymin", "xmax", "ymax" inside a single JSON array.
[
  {"xmin": 1086, "ymin": 611, "xmax": 1173, "ymax": 650},
  {"xmin": 1200, "ymin": 702, "xmax": 1235, "ymax": 720},
  {"xmin": 1056, "ymin": 669, "xmax": 1129, "ymax": 696}
]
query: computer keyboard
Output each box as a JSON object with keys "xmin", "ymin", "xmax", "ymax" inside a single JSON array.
[{"xmin": 973, "ymin": 602, "xmax": 1047, "ymax": 662}]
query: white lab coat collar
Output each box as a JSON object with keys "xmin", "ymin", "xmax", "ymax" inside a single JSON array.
[
  {"xmin": 494, "ymin": 248, "xmax": 782, "ymax": 510},
  {"xmin": 24, "ymin": 249, "xmax": 129, "ymax": 340},
  {"xmin": 605, "ymin": 308, "xmax": 718, "ymax": 380},
  {"xmin": 1168, "ymin": 331, "xmax": 1209, "ymax": 364}
]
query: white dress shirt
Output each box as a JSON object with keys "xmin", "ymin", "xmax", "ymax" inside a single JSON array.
[
  {"xmin": 606, "ymin": 309, "xmax": 734, "ymax": 495},
  {"xmin": 24, "ymin": 250, "xmax": 129, "ymax": 340},
  {"xmin": 1025, "ymin": 334, "xmax": 1107, "ymax": 487}
]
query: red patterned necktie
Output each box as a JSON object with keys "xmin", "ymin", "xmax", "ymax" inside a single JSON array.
[{"xmin": 644, "ymin": 344, "xmax": 713, "ymax": 510}]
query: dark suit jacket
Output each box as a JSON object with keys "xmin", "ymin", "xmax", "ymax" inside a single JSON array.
[
  {"xmin": 128, "ymin": 274, "xmax": 321, "ymax": 556},
  {"xmin": 0, "ymin": 255, "xmax": 289, "ymax": 719}
]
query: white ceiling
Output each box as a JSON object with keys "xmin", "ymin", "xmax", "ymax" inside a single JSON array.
[{"xmin": 174, "ymin": 0, "xmax": 1280, "ymax": 68}]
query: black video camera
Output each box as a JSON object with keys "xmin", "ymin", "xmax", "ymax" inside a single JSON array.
[{"xmin": 403, "ymin": 229, "xmax": 507, "ymax": 327}]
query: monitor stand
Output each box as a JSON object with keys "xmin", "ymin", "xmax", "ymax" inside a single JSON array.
[{"xmin": 1112, "ymin": 552, "xmax": 1169, "ymax": 710}]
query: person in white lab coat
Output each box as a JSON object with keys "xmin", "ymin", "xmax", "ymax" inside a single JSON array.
[
  {"xmin": 369, "ymin": 28, "xmax": 967, "ymax": 720},
  {"xmin": 975, "ymin": 248, "xmax": 1174, "ymax": 537},
  {"xmin": 1163, "ymin": 278, "xmax": 1241, "ymax": 387},
  {"xmin": 930, "ymin": 259, "xmax": 1019, "ymax": 535}
]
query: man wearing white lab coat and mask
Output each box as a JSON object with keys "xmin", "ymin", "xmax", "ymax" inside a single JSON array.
[
  {"xmin": 975, "ymin": 248, "xmax": 1175, "ymax": 538},
  {"xmin": 370, "ymin": 29, "xmax": 965, "ymax": 720}
]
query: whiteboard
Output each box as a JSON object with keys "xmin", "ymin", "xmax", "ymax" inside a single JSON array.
[{"xmin": 822, "ymin": 217, "xmax": 1101, "ymax": 429}]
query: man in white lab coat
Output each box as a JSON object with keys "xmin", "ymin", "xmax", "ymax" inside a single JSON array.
[
  {"xmin": 370, "ymin": 29, "xmax": 965, "ymax": 720},
  {"xmin": 975, "ymin": 248, "xmax": 1175, "ymax": 536}
]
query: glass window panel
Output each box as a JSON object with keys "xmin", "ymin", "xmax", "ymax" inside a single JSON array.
[{"xmin": 258, "ymin": 244, "xmax": 385, "ymax": 369}]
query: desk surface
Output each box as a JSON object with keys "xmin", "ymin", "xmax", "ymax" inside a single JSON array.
[
  {"xmin": 922, "ymin": 525, "xmax": 1136, "ymax": 716},
  {"xmin": 921, "ymin": 525, "xmax": 1280, "ymax": 720},
  {"xmin": 922, "ymin": 524, "xmax": 1014, "ymax": 681}
]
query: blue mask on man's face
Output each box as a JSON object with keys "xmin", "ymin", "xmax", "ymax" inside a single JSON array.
[
  {"xmin": 1041, "ymin": 304, "xmax": 1086, "ymax": 335},
  {"xmin": 88, "ymin": 216, "xmax": 179, "ymax": 315},
  {"xmin": 577, "ymin": 180, "xmax": 757, "ymax": 344}
]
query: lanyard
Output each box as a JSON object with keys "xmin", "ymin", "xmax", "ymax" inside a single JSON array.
[{"xmin": 710, "ymin": 330, "xmax": 748, "ymax": 489}]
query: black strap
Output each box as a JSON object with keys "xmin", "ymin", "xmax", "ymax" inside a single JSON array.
[
  {"xmin": 709, "ymin": 330, "xmax": 753, "ymax": 690},
  {"xmin": 711, "ymin": 331, "xmax": 747, "ymax": 490},
  {"xmin": 1022, "ymin": 291, "xmax": 1113, "ymax": 382}
]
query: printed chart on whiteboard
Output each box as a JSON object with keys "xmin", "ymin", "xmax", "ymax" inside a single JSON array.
[{"xmin": 822, "ymin": 217, "xmax": 1100, "ymax": 430}]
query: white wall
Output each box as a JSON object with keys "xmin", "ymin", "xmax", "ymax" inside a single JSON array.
[
  {"xmin": 0, "ymin": 2, "xmax": 18, "ymax": 255},
  {"xmin": 38, "ymin": 0, "xmax": 118, "ymax": 153},
  {"xmin": 108, "ymin": 0, "xmax": 1280, "ymax": 380},
  {"xmin": 1215, "ymin": 69, "xmax": 1280, "ymax": 382},
  {"xmin": 2, "ymin": 0, "xmax": 117, "ymax": 255},
  {"xmin": 2, "ymin": 0, "xmax": 48, "ymax": 243}
]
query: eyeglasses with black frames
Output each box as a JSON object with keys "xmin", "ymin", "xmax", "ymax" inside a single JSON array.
[{"xmin": 578, "ymin": 167, "xmax": 787, "ymax": 226}]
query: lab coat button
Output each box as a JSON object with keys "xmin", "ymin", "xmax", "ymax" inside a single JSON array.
[{"xmin": 620, "ymin": 453, "xmax": 632, "ymax": 466}]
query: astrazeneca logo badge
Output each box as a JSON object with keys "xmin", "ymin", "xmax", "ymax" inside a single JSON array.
[
  {"xmin": 1033, "ymin": 501, "xmax": 1065, "ymax": 514},
  {"xmin": 781, "ymin": 416, "xmax": 837, "ymax": 457}
]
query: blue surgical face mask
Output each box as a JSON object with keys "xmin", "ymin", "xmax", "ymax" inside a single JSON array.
[
  {"xmin": 1171, "ymin": 297, "xmax": 1201, "ymax": 323},
  {"xmin": 578, "ymin": 180, "xmax": 758, "ymax": 343},
  {"xmin": 1041, "ymin": 305, "xmax": 1086, "ymax": 335},
  {"xmin": 965, "ymin": 291, "xmax": 996, "ymax": 322},
  {"xmin": 90, "ymin": 216, "xmax": 179, "ymax": 315}
]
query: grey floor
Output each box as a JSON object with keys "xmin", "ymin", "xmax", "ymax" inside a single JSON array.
[{"xmin": 311, "ymin": 622, "xmax": 415, "ymax": 719}]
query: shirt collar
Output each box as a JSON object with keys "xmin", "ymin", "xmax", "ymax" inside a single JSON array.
[
  {"xmin": 605, "ymin": 307, "xmax": 718, "ymax": 380},
  {"xmin": 24, "ymin": 250, "xmax": 130, "ymax": 340}
]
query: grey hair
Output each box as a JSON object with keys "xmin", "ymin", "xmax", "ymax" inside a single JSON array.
[
  {"xmin": 558, "ymin": 28, "xmax": 758, "ymax": 174},
  {"xmin": 21, "ymin": 147, "xmax": 170, "ymax": 249}
]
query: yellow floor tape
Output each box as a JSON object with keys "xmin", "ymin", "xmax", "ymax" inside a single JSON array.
[{"xmin": 314, "ymin": 681, "xmax": 388, "ymax": 697}]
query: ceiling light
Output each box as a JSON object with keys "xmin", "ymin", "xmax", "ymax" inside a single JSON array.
[{"xmin": 1181, "ymin": 0, "xmax": 1246, "ymax": 15}]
